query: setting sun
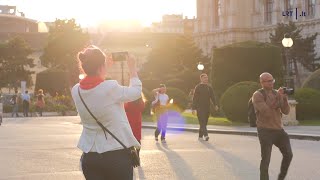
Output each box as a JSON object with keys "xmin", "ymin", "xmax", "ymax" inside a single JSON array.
[{"xmin": 12, "ymin": 0, "xmax": 196, "ymax": 27}]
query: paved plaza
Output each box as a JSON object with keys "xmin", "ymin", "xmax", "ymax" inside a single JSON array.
[{"xmin": 0, "ymin": 117, "xmax": 320, "ymax": 180}]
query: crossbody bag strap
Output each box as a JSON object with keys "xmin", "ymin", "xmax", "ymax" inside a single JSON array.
[{"xmin": 77, "ymin": 87, "xmax": 128, "ymax": 149}]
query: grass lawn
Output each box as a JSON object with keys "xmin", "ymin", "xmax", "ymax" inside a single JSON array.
[
  {"xmin": 298, "ymin": 120, "xmax": 320, "ymax": 126},
  {"xmin": 143, "ymin": 112, "xmax": 247, "ymax": 126}
]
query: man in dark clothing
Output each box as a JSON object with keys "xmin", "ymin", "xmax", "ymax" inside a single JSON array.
[{"xmin": 192, "ymin": 73, "xmax": 218, "ymax": 141}]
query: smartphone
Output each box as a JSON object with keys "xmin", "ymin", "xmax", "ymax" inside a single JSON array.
[{"xmin": 112, "ymin": 51, "xmax": 128, "ymax": 61}]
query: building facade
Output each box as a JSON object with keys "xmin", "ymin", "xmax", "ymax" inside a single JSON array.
[
  {"xmin": 151, "ymin": 14, "xmax": 195, "ymax": 35},
  {"xmin": 194, "ymin": 0, "xmax": 320, "ymax": 84}
]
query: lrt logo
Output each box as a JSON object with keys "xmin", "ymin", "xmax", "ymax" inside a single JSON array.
[{"xmin": 282, "ymin": 8, "xmax": 307, "ymax": 20}]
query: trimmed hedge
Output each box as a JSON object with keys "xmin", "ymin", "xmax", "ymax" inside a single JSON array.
[
  {"xmin": 294, "ymin": 88, "xmax": 320, "ymax": 120},
  {"xmin": 35, "ymin": 67, "xmax": 70, "ymax": 96},
  {"xmin": 302, "ymin": 69, "xmax": 320, "ymax": 91},
  {"xmin": 220, "ymin": 81, "xmax": 260, "ymax": 122},
  {"xmin": 166, "ymin": 87, "xmax": 189, "ymax": 110},
  {"xmin": 212, "ymin": 41, "xmax": 283, "ymax": 99}
]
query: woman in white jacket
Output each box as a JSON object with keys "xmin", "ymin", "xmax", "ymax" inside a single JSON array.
[{"xmin": 71, "ymin": 46, "xmax": 142, "ymax": 180}]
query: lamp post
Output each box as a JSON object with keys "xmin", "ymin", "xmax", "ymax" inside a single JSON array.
[
  {"xmin": 197, "ymin": 62, "xmax": 204, "ymax": 71},
  {"xmin": 282, "ymin": 34, "xmax": 294, "ymax": 88}
]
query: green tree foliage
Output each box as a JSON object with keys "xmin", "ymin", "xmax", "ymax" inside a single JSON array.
[
  {"xmin": 212, "ymin": 41, "xmax": 283, "ymax": 98},
  {"xmin": 294, "ymin": 88, "xmax": 320, "ymax": 120},
  {"xmin": 35, "ymin": 67, "xmax": 69, "ymax": 96},
  {"xmin": 270, "ymin": 21, "xmax": 319, "ymax": 86},
  {"xmin": 220, "ymin": 81, "xmax": 260, "ymax": 122},
  {"xmin": 166, "ymin": 87, "xmax": 189, "ymax": 110},
  {"xmin": 40, "ymin": 19, "xmax": 90, "ymax": 86},
  {"xmin": 302, "ymin": 69, "xmax": 320, "ymax": 91},
  {"xmin": 139, "ymin": 35, "xmax": 209, "ymax": 93},
  {"xmin": 0, "ymin": 36, "xmax": 34, "ymax": 89}
]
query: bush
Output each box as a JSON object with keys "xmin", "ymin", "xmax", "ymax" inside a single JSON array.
[
  {"xmin": 302, "ymin": 69, "xmax": 320, "ymax": 91},
  {"xmin": 294, "ymin": 88, "xmax": 320, "ymax": 120},
  {"xmin": 141, "ymin": 79, "xmax": 161, "ymax": 91},
  {"xmin": 212, "ymin": 41, "xmax": 283, "ymax": 99},
  {"xmin": 166, "ymin": 87, "xmax": 189, "ymax": 110},
  {"xmin": 220, "ymin": 81, "xmax": 260, "ymax": 122},
  {"xmin": 165, "ymin": 78, "xmax": 186, "ymax": 91},
  {"xmin": 35, "ymin": 67, "xmax": 70, "ymax": 96}
]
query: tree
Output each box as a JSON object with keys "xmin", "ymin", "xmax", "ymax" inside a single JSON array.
[
  {"xmin": 0, "ymin": 37, "xmax": 34, "ymax": 91},
  {"xmin": 211, "ymin": 41, "xmax": 283, "ymax": 99},
  {"xmin": 270, "ymin": 21, "xmax": 319, "ymax": 87},
  {"xmin": 139, "ymin": 35, "xmax": 209, "ymax": 92},
  {"xmin": 40, "ymin": 19, "xmax": 90, "ymax": 86}
]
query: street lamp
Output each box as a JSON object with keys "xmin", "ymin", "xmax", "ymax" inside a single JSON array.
[
  {"xmin": 282, "ymin": 34, "xmax": 294, "ymax": 88},
  {"xmin": 79, "ymin": 74, "xmax": 85, "ymax": 80},
  {"xmin": 197, "ymin": 62, "xmax": 204, "ymax": 71}
]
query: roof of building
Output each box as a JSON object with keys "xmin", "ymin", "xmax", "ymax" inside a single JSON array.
[{"xmin": 0, "ymin": 14, "xmax": 37, "ymax": 23}]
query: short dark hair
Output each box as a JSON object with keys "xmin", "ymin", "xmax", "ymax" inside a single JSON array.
[
  {"xmin": 78, "ymin": 46, "xmax": 106, "ymax": 76},
  {"xmin": 25, "ymin": 90, "xmax": 28, "ymax": 93}
]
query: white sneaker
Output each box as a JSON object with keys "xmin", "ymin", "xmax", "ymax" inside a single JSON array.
[
  {"xmin": 161, "ymin": 139, "xmax": 166, "ymax": 143},
  {"xmin": 204, "ymin": 136, "xmax": 209, "ymax": 141}
]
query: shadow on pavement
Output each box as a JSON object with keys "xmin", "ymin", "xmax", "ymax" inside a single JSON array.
[
  {"xmin": 155, "ymin": 142, "xmax": 196, "ymax": 180},
  {"xmin": 214, "ymin": 145, "xmax": 258, "ymax": 180}
]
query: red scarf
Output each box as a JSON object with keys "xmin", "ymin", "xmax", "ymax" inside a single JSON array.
[{"xmin": 80, "ymin": 76, "xmax": 104, "ymax": 90}]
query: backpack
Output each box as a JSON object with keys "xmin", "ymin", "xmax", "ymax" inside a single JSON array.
[{"xmin": 248, "ymin": 89, "xmax": 266, "ymax": 127}]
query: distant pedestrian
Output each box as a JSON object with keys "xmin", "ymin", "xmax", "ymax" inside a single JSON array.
[
  {"xmin": 125, "ymin": 93, "xmax": 145, "ymax": 156},
  {"xmin": 36, "ymin": 89, "xmax": 45, "ymax": 116},
  {"xmin": 192, "ymin": 73, "xmax": 218, "ymax": 141},
  {"xmin": 152, "ymin": 84, "xmax": 169, "ymax": 143},
  {"xmin": 11, "ymin": 90, "xmax": 19, "ymax": 117},
  {"xmin": 21, "ymin": 91, "xmax": 30, "ymax": 117},
  {"xmin": 252, "ymin": 72, "xmax": 292, "ymax": 180}
]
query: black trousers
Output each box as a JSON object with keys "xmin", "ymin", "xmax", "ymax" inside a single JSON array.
[
  {"xmin": 258, "ymin": 128, "xmax": 293, "ymax": 180},
  {"xmin": 23, "ymin": 100, "xmax": 29, "ymax": 117},
  {"xmin": 197, "ymin": 109, "xmax": 210, "ymax": 138},
  {"xmin": 82, "ymin": 149, "xmax": 133, "ymax": 180}
]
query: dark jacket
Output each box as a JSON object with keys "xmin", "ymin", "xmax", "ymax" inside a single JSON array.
[{"xmin": 192, "ymin": 83, "xmax": 216, "ymax": 111}]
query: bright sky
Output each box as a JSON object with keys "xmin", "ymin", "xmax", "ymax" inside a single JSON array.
[{"xmin": 1, "ymin": 0, "xmax": 196, "ymax": 27}]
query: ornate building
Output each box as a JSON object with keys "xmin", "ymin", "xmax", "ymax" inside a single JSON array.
[
  {"xmin": 194, "ymin": 0, "xmax": 320, "ymax": 83},
  {"xmin": 151, "ymin": 14, "xmax": 195, "ymax": 35}
]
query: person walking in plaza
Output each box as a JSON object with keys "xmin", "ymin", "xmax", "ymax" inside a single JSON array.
[
  {"xmin": 11, "ymin": 90, "xmax": 20, "ymax": 117},
  {"xmin": 21, "ymin": 90, "xmax": 30, "ymax": 117},
  {"xmin": 36, "ymin": 89, "xmax": 45, "ymax": 117},
  {"xmin": 252, "ymin": 72, "xmax": 292, "ymax": 180},
  {"xmin": 124, "ymin": 93, "xmax": 145, "ymax": 156},
  {"xmin": 152, "ymin": 84, "xmax": 169, "ymax": 143},
  {"xmin": 71, "ymin": 46, "xmax": 141, "ymax": 180},
  {"xmin": 192, "ymin": 73, "xmax": 218, "ymax": 141}
]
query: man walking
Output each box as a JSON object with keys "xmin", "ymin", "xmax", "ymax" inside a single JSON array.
[
  {"xmin": 252, "ymin": 72, "xmax": 292, "ymax": 180},
  {"xmin": 21, "ymin": 91, "xmax": 30, "ymax": 117},
  {"xmin": 11, "ymin": 90, "xmax": 19, "ymax": 117},
  {"xmin": 192, "ymin": 73, "xmax": 218, "ymax": 141}
]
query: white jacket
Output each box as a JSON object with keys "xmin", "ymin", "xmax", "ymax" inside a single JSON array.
[{"xmin": 71, "ymin": 77, "xmax": 142, "ymax": 153}]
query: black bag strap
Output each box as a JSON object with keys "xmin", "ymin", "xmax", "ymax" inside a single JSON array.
[{"xmin": 77, "ymin": 87, "xmax": 128, "ymax": 149}]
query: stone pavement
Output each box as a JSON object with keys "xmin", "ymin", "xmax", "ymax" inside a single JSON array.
[
  {"xmin": 1, "ymin": 116, "xmax": 320, "ymax": 180},
  {"xmin": 142, "ymin": 122, "xmax": 320, "ymax": 141}
]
